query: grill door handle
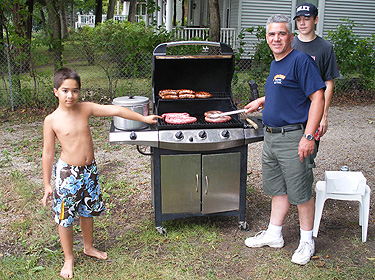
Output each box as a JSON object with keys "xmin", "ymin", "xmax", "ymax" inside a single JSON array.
[
  {"xmin": 196, "ymin": 174, "xmax": 199, "ymax": 193},
  {"xmin": 205, "ymin": 176, "xmax": 209, "ymax": 194}
]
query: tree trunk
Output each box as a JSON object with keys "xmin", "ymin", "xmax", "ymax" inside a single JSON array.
[
  {"xmin": 128, "ymin": 0, "xmax": 137, "ymax": 23},
  {"xmin": 60, "ymin": 0, "xmax": 69, "ymax": 38},
  {"xmin": 107, "ymin": 0, "xmax": 116, "ymax": 20},
  {"xmin": 181, "ymin": 0, "xmax": 185, "ymax": 26},
  {"xmin": 173, "ymin": 0, "xmax": 176, "ymax": 26},
  {"xmin": 39, "ymin": 7, "xmax": 47, "ymax": 31},
  {"xmin": 12, "ymin": 0, "xmax": 34, "ymax": 74},
  {"xmin": 209, "ymin": 0, "xmax": 220, "ymax": 42},
  {"xmin": 70, "ymin": 0, "xmax": 74, "ymax": 27},
  {"xmin": 95, "ymin": 0, "xmax": 103, "ymax": 26},
  {"xmin": 0, "ymin": 4, "xmax": 6, "ymax": 62},
  {"xmin": 45, "ymin": 0, "xmax": 63, "ymax": 71}
]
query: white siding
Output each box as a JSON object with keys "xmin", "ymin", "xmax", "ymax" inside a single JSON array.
[
  {"xmin": 230, "ymin": 0, "xmax": 239, "ymax": 28},
  {"xmin": 323, "ymin": 0, "xmax": 375, "ymax": 38},
  {"xmin": 239, "ymin": 0, "xmax": 293, "ymax": 57},
  {"xmin": 240, "ymin": 0, "xmax": 292, "ymax": 27}
]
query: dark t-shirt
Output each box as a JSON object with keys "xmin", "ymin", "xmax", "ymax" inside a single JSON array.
[
  {"xmin": 263, "ymin": 49, "xmax": 326, "ymax": 127},
  {"xmin": 292, "ymin": 36, "xmax": 340, "ymax": 81}
]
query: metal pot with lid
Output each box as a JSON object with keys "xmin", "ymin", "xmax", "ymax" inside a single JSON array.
[{"xmin": 112, "ymin": 95, "xmax": 150, "ymax": 130}]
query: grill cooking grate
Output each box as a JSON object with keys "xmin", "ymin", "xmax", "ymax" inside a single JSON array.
[{"xmin": 157, "ymin": 114, "xmax": 242, "ymax": 130}]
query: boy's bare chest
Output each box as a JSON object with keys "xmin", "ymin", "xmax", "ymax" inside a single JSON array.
[{"xmin": 55, "ymin": 117, "xmax": 91, "ymax": 139}]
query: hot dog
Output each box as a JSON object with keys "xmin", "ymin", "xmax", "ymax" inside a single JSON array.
[{"xmin": 195, "ymin": 91, "xmax": 213, "ymax": 98}]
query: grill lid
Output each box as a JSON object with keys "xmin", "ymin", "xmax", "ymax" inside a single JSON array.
[{"xmin": 152, "ymin": 41, "xmax": 235, "ymax": 104}]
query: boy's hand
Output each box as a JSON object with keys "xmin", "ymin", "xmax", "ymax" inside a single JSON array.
[
  {"xmin": 143, "ymin": 115, "xmax": 162, "ymax": 124},
  {"xmin": 42, "ymin": 184, "xmax": 53, "ymax": 206}
]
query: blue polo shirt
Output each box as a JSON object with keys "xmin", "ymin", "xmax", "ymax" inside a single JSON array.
[{"xmin": 262, "ymin": 49, "xmax": 326, "ymax": 127}]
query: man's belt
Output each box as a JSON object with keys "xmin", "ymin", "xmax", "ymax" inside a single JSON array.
[{"xmin": 264, "ymin": 124, "xmax": 305, "ymax": 134}]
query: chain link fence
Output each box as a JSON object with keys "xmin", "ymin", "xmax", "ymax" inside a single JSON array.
[{"xmin": 0, "ymin": 38, "xmax": 372, "ymax": 112}]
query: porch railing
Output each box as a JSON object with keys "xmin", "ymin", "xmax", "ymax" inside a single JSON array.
[
  {"xmin": 75, "ymin": 15, "xmax": 237, "ymax": 49},
  {"xmin": 75, "ymin": 14, "xmax": 145, "ymax": 29},
  {"xmin": 173, "ymin": 27, "xmax": 237, "ymax": 49}
]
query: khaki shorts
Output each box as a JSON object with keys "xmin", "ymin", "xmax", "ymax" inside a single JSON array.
[{"xmin": 262, "ymin": 127, "xmax": 316, "ymax": 205}]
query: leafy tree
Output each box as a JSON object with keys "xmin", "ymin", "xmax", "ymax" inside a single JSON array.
[
  {"xmin": 45, "ymin": 0, "xmax": 63, "ymax": 71},
  {"xmin": 94, "ymin": 0, "xmax": 103, "ymax": 25},
  {"xmin": 244, "ymin": 26, "xmax": 273, "ymax": 84},
  {"xmin": 70, "ymin": 20, "xmax": 175, "ymax": 99},
  {"xmin": 107, "ymin": 0, "xmax": 115, "ymax": 20},
  {"xmin": 327, "ymin": 19, "xmax": 375, "ymax": 90},
  {"xmin": 128, "ymin": 0, "xmax": 137, "ymax": 22}
]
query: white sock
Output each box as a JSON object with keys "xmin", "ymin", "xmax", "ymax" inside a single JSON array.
[
  {"xmin": 266, "ymin": 223, "xmax": 282, "ymax": 237},
  {"xmin": 300, "ymin": 228, "xmax": 313, "ymax": 244}
]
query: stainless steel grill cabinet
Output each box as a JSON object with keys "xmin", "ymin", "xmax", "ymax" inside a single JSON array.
[{"xmin": 109, "ymin": 41, "xmax": 264, "ymax": 234}]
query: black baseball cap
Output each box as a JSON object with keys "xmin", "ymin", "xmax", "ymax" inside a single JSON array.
[{"xmin": 293, "ymin": 3, "xmax": 318, "ymax": 19}]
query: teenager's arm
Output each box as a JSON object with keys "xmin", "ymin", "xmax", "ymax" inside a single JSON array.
[
  {"xmin": 319, "ymin": 79, "xmax": 334, "ymax": 136},
  {"xmin": 42, "ymin": 116, "xmax": 56, "ymax": 206}
]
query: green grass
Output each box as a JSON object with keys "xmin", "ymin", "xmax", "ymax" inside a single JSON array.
[{"xmin": 1, "ymin": 116, "xmax": 374, "ymax": 280}]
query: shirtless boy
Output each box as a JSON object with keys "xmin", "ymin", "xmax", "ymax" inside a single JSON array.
[{"xmin": 42, "ymin": 68, "xmax": 160, "ymax": 279}]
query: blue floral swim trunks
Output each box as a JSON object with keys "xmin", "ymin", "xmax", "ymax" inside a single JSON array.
[{"xmin": 53, "ymin": 159, "xmax": 105, "ymax": 227}]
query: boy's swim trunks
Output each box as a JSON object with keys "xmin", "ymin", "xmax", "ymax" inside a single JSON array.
[{"xmin": 53, "ymin": 159, "xmax": 105, "ymax": 227}]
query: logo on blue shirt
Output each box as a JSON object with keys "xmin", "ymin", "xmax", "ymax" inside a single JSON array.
[{"xmin": 273, "ymin": 74, "xmax": 286, "ymax": 84}]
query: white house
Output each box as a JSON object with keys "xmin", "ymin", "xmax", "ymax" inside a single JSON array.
[
  {"xmin": 76, "ymin": 0, "xmax": 375, "ymax": 55},
  {"xmin": 185, "ymin": 0, "xmax": 375, "ymax": 55}
]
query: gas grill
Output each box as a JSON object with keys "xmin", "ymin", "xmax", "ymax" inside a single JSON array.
[{"xmin": 109, "ymin": 41, "xmax": 264, "ymax": 234}]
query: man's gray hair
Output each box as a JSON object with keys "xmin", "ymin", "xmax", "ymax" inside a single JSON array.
[{"xmin": 266, "ymin": 14, "xmax": 292, "ymax": 34}]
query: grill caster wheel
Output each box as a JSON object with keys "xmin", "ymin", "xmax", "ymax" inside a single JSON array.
[
  {"xmin": 239, "ymin": 221, "xmax": 249, "ymax": 231},
  {"xmin": 156, "ymin": 226, "xmax": 167, "ymax": 236}
]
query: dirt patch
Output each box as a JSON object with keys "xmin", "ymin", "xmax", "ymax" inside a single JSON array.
[{"xmin": 0, "ymin": 102, "xmax": 374, "ymax": 275}]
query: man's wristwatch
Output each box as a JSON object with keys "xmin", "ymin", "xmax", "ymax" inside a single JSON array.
[{"xmin": 303, "ymin": 134, "xmax": 314, "ymax": 141}]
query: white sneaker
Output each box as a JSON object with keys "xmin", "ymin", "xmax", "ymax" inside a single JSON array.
[
  {"xmin": 291, "ymin": 241, "xmax": 315, "ymax": 265},
  {"xmin": 245, "ymin": 230, "xmax": 284, "ymax": 248}
]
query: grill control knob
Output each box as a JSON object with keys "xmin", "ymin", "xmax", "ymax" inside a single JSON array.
[
  {"xmin": 175, "ymin": 131, "xmax": 184, "ymax": 140},
  {"xmin": 221, "ymin": 129, "xmax": 230, "ymax": 139},
  {"xmin": 129, "ymin": 131, "xmax": 137, "ymax": 140},
  {"xmin": 198, "ymin": 130, "xmax": 207, "ymax": 139}
]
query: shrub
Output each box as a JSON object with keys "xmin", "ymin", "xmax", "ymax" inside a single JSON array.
[
  {"xmin": 69, "ymin": 21, "xmax": 175, "ymax": 99},
  {"xmin": 327, "ymin": 19, "xmax": 375, "ymax": 90}
]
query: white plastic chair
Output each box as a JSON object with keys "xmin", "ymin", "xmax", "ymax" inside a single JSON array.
[{"xmin": 313, "ymin": 172, "xmax": 371, "ymax": 242}]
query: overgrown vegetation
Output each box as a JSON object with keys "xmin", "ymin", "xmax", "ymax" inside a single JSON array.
[
  {"xmin": 327, "ymin": 18, "xmax": 375, "ymax": 90},
  {"xmin": 1, "ymin": 18, "xmax": 374, "ymax": 110}
]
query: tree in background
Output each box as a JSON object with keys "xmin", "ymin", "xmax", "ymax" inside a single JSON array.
[
  {"xmin": 107, "ymin": 0, "xmax": 115, "ymax": 20},
  {"xmin": 209, "ymin": 0, "xmax": 220, "ymax": 42},
  {"xmin": 11, "ymin": 0, "xmax": 34, "ymax": 74},
  {"xmin": 45, "ymin": 0, "xmax": 63, "ymax": 71},
  {"xmin": 128, "ymin": 0, "xmax": 137, "ymax": 23},
  {"xmin": 94, "ymin": 0, "xmax": 102, "ymax": 25},
  {"xmin": 59, "ymin": 0, "xmax": 69, "ymax": 38}
]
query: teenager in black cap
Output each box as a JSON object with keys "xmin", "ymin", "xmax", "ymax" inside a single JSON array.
[{"xmin": 292, "ymin": 3, "xmax": 339, "ymax": 143}]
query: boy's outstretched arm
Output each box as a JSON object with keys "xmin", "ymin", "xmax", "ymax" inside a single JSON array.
[
  {"xmin": 42, "ymin": 116, "xmax": 56, "ymax": 206},
  {"xmin": 87, "ymin": 102, "xmax": 162, "ymax": 124}
]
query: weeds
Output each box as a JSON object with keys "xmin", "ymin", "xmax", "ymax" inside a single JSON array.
[{"xmin": 0, "ymin": 113, "xmax": 374, "ymax": 280}]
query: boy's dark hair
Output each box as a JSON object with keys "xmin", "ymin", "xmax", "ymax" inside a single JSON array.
[{"xmin": 54, "ymin": 68, "xmax": 81, "ymax": 90}]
